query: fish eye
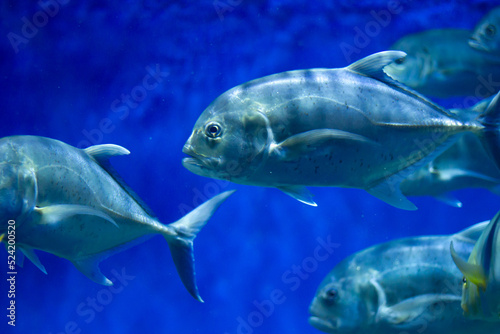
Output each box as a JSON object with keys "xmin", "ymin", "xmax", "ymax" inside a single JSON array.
[
  {"xmin": 462, "ymin": 277, "xmax": 467, "ymax": 284},
  {"xmin": 485, "ymin": 24, "xmax": 496, "ymax": 37},
  {"xmin": 394, "ymin": 58, "xmax": 405, "ymax": 65},
  {"xmin": 323, "ymin": 287, "xmax": 338, "ymax": 301},
  {"xmin": 205, "ymin": 122, "xmax": 222, "ymax": 138}
]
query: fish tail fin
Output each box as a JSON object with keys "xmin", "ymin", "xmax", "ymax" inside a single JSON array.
[
  {"xmin": 163, "ymin": 190, "xmax": 234, "ymax": 302},
  {"xmin": 475, "ymin": 91, "xmax": 500, "ymax": 170}
]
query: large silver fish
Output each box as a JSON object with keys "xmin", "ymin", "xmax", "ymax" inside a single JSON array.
[
  {"xmin": 182, "ymin": 51, "xmax": 500, "ymax": 210},
  {"xmin": 0, "ymin": 135, "xmax": 234, "ymax": 302},
  {"xmin": 451, "ymin": 210, "xmax": 500, "ymax": 321},
  {"xmin": 308, "ymin": 223, "xmax": 500, "ymax": 333},
  {"xmin": 384, "ymin": 29, "xmax": 500, "ymax": 98},
  {"xmin": 470, "ymin": 6, "xmax": 500, "ymax": 56},
  {"xmin": 401, "ymin": 93, "xmax": 500, "ymax": 207}
]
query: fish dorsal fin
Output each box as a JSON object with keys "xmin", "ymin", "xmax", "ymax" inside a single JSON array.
[
  {"xmin": 455, "ymin": 221, "xmax": 488, "ymax": 243},
  {"xmin": 347, "ymin": 51, "xmax": 454, "ymax": 118},
  {"xmin": 84, "ymin": 144, "xmax": 130, "ymax": 159},
  {"xmin": 84, "ymin": 144, "xmax": 158, "ymax": 218},
  {"xmin": 347, "ymin": 51, "xmax": 407, "ymax": 80}
]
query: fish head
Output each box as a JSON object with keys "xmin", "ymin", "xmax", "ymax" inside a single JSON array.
[
  {"xmin": 309, "ymin": 276, "xmax": 374, "ymax": 333},
  {"xmin": 469, "ymin": 7, "xmax": 500, "ymax": 54},
  {"xmin": 183, "ymin": 90, "xmax": 272, "ymax": 182},
  {"xmin": 0, "ymin": 163, "xmax": 37, "ymax": 230}
]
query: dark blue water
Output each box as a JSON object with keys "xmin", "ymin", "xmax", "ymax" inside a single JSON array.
[{"xmin": 1, "ymin": 1, "xmax": 499, "ymax": 333}]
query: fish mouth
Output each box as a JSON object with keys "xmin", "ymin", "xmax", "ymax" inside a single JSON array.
[
  {"xmin": 308, "ymin": 316, "xmax": 338, "ymax": 332},
  {"xmin": 468, "ymin": 37, "xmax": 488, "ymax": 51},
  {"xmin": 182, "ymin": 145, "xmax": 222, "ymax": 175}
]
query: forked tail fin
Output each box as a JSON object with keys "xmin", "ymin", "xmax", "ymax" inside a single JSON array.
[{"xmin": 164, "ymin": 190, "xmax": 235, "ymax": 302}]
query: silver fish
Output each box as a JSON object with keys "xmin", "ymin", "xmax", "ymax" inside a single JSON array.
[
  {"xmin": 451, "ymin": 210, "xmax": 500, "ymax": 321},
  {"xmin": 401, "ymin": 93, "xmax": 500, "ymax": 207},
  {"xmin": 0, "ymin": 135, "xmax": 234, "ymax": 302},
  {"xmin": 308, "ymin": 222, "xmax": 500, "ymax": 333},
  {"xmin": 384, "ymin": 29, "xmax": 500, "ymax": 98},
  {"xmin": 470, "ymin": 6, "xmax": 500, "ymax": 56},
  {"xmin": 183, "ymin": 51, "xmax": 500, "ymax": 210}
]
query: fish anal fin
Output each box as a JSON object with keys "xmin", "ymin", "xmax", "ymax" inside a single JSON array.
[
  {"xmin": 433, "ymin": 193, "xmax": 463, "ymax": 208},
  {"xmin": 277, "ymin": 186, "xmax": 317, "ymax": 206},
  {"xmin": 72, "ymin": 257, "xmax": 113, "ymax": 286},
  {"xmin": 367, "ymin": 178, "xmax": 417, "ymax": 210}
]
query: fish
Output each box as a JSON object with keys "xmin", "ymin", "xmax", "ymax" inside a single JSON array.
[
  {"xmin": 450, "ymin": 210, "xmax": 500, "ymax": 320},
  {"xmin": 469, "ymin": 6, "xmax": 500, "ymax": 56},
  {"xmin": 308, "ymin": 222, "xmax": 500, "ymax": 333},
  {"xmin": 182, "ymin": 50, "xmax": 500, "ymax": 210},
  {"xmin": 0, "ymin": 135, "xmax": 234, "ymax": 302},
  {"xmin": 384, "ymin": 29, "xmax": 500, "ymax": 98},
  {"xmin": 400, "ymin": 93, "xmax": 500, "ymax": 207}
]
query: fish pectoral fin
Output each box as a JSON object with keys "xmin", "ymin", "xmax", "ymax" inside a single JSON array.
[
  {"xmin": 450, "ymin": 241, "xmax": 487, "ymax": 290},
  {"xmin": 35, "ymin": 205, "xmax": 118, "ymax": 228},
  {"xmin": 276, "ymin": 186, "xmax": 317, "ymax": 206},
  {"xmin": 19, "ymin": 246, "xmax": 47, "ymax": 274},
  {"xmin": 433, "ymin": 193, "xmax": 462, "ymax": 208},
  {"xmin": 440, "ymin": 168, "xmax": 500, "ymax": 183},
  {"xmin": 377, "ymin": 294, "xmax": 460, "ymax": 326},
  {"xmin": 273, "ymin": 129, "xmax": 377, "ymax": 160},
  {"xmin": 366, "ymin": 179, "xmax": 417, "ymax": 211},
  {"xmin": 84, "ymin": 144, "xmax": 130, "ymax": 159},
  {"xmin": 72, "ymin": 257, "xmax": 113, "ymax": 286}
]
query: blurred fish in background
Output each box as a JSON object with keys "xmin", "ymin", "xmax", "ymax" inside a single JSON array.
[
  {"xmin": 384, "ymin": 29, "xmax": 500, "ymax": 98},
  {"xmin": 308, "ymin": 222, "xmax": 499, "ymax": 334},
  {"xmin": 469, "ymin": 6, "xmax": 500, "ymax": 56},
  {"xmin": 401, "ymin": 93, "xmax": 500, "ymax": 207}
]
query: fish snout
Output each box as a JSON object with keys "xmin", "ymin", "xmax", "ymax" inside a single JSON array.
[{"xmin": 182, "ymin": 142, "xmax": 195, "ymax": 156}]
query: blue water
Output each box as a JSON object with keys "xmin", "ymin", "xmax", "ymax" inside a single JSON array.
[{"xmin": 1, "ymin": 1, "xmax": 499, "ymax": 333}]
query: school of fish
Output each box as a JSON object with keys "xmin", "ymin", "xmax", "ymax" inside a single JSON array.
[{"xmin": 2, "ymin": 4, "xmax": 500, "ymax": 334}]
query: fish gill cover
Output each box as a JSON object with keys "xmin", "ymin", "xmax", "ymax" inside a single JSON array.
[{"xmin": 0, "ymin": 1, "xmax": 499, "ymax": 334}]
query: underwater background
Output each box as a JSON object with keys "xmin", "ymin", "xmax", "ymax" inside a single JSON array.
[{"xmin": 1, "ymin": 0, "xmax": 500, "ymax": 333}]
